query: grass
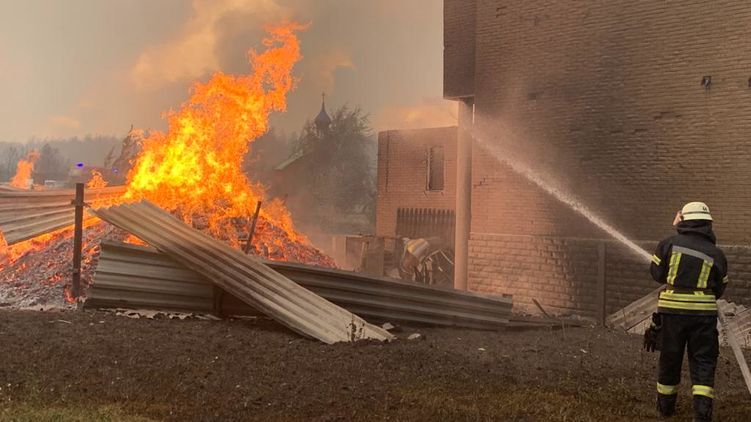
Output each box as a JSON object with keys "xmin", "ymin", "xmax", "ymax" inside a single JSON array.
[{"xmin": 394, "ymin": 382, "xmax": 668, "ymax": 421}]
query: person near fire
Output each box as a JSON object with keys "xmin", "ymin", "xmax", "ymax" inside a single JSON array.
[{"xmin": 644, "ymin": 202, "xmax": 728, "ymax": 421}]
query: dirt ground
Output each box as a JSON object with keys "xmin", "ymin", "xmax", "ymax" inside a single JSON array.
[{"xmin": 0, "ymin": 309, "xmax": 749, "ymax": 422}]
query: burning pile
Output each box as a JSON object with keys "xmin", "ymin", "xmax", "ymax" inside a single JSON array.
[
  {"xmin": 0, "ymin": 222, "xmax": 127, "ymax": 308},
  {"xmin": 125, "ymin": 22, "xmax": 307, "ymax": 249},
  {"xmin": 1, "ymin": 22, "xmax": 335, "ymax": 307},
  {"xmin": 10, "ymin": 150, "xmax": 39, "ymax": 189}
]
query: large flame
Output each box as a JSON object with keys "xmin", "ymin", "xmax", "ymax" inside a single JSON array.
[
  {"xmin": 10, "ymin": 150, "xmax": 40, "ymax": 189},
  {"xmin": 125, "ymin": 22, "xmax": 305, "ymax": 243},
  {"xmin": 0, "ymin": 22, "xmax": 333, "ymax": 303}
]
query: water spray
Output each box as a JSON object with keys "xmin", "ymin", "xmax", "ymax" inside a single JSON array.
[{"xmin": 469, "ymin": 122, "xmax": 651, "ymax": 263}]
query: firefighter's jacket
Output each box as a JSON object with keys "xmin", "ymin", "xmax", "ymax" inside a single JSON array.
[{"xmin": 650, "ymin": 221, "xmax": 728, "ymax": 315}]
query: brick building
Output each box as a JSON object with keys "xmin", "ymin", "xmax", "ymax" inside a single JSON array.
[
  {"xmin": 376, "ymin": 126, "xmax": 457, "ymax": 239},
  {"xmin": 442, "ymin": 0, "xmax": 751, "ymax": 319}
]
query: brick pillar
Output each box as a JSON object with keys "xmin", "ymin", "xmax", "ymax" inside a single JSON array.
[{"xmin": 454, "ymin": 98, "xmax": 474, "ymax": 290}]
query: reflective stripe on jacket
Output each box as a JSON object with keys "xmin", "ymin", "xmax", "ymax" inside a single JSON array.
[{"xmin": 650, "ymin": 223, "xmax": 728, "ymax": 316}]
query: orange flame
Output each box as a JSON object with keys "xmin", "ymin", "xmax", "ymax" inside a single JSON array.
[
  {"xmin": 87, "ymin": 170, "xmax": 108, "ymax": 189},
  {"xmin": 10, "ymin": 150, "xmax": 40, "ymax": 189},
  {"xmin": 124, "ymin": 22, "xmax": 306, "ymax": 244}
]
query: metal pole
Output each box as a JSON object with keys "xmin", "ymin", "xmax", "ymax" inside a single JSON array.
[
  {"xmin": 243, "ymin": 201, "xmax": 262, "ymax": 254},
  {"xmin": 71, "ymin": 183, "xmax": 85, "ymax": 300}
]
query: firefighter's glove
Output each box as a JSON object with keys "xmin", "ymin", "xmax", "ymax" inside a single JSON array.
[{"xmin": 643, "ymin": 313, "xmax": 662, "ymax": 353}]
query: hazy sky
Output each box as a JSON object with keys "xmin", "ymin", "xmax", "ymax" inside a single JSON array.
[{"xmin": 0, "ymin": 0, "xmax": 455, "ymax": 142}]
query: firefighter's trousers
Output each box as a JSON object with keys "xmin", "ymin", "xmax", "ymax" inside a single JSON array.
[{"xmin": 657, "ymin": 314, "xmax": 719, "ymax": 405}]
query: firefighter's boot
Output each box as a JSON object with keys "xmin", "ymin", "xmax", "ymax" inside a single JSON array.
[
  {"xmin": 657, "ymin": 393, "xmax": 677, "ymax": 418},
  {"xmin": 693, "ymin": 395, "xmax": 713, "ymax": 422}
]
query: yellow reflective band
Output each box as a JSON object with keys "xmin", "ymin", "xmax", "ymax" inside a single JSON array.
[
  {"xmin": 660, "ymin": 290, "xmax": 716, "ymax": 302},
  {"xmin": 666, "ymin": 252, "xmax": 682, "ymax": 285},
  {"xmin": 692, "ymin": 385, "xmax": 715, "ymax": 399},
  {"xmin": 651, "ymin": 255, "xmax": 662, "ymax": 265},
  {"xmin": 723, "ymin": 275, "xmax": 729, "ymax": 284},
  {"xmin": 658, "ymin": 300, "xmax": 718, "ymax": 311},
  {"xmin": 697, "ymin": 260, "xmax": 712, "ymax": 289},
  {"xmin": 657, "ymin": 383, "xmax": 678, "ymax": 395}
]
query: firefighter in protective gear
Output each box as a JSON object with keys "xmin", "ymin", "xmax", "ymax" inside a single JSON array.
[{"xmin": 649, "ymin": 202, "xmax": 728, "ymax": 421}]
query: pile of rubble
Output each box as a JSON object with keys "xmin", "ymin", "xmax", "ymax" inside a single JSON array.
[
  {"xmin": 0, "ymin": 209, "xmax": 333, "ymax": 309},
  {"xmin": 0, "ymin": 222, "xmax": 127, "ymax": 308}
]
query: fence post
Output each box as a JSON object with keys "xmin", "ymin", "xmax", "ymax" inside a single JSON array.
[
  {"xmin": 596, "ymin": 241, "xmax": 607, "ymax": 325},
  {"xmin": 71, "ymin": 183, "xmax": 85, "ymax": 300}
]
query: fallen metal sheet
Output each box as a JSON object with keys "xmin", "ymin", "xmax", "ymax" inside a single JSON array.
[
  {"xmin": 718, "ymin": 300, "xmax": 751, "ymax": 396},
  {"xmin": 0, "ymin": 186, "xmax": 126, "ymax": 245},
  {"xmin": 91, "ymin": 201, "xmax": 393, "ymax": 344},
  {"xmin": 608, "ymin": 287, "xmax": 751, "ymax": 349},
  {"xmin": 87, "ymin": 240, "xmax": 514, "ymax": 330},
  {"xmin": 605, "ymin": 285, "xmax": 665, "ymax": 330}
]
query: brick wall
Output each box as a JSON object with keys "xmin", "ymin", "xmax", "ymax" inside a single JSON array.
[
  {"xmin": 376, "ymin": 127, "xmax": 458, "ymax": 238},
  {"xmin": 469, "ymin": 233, "xmax": 751, "ymax": 319},
  {"xmin": 469, "ymin": 233, "xmax": 601, "ymax": 317},
  {"xmin": 443, "ymin": 0, "xmax": 476, "ymax": 99},
  {"xmin": 443, "ymin": 1, "xmax": 751, "ymax": 312},
  {"xmin": 468, "ymin": 0, "xmax": 751, "ymax": 244}
]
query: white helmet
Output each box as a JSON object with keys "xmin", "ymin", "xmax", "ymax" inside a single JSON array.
[{"xmin": 681, "ymin": 202, "xmax": 713, "ymax": 221}]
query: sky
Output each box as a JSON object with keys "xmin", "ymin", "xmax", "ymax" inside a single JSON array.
[{"xmin": 0, "ymin": 0, "xmax": 456, "ymax": 142}]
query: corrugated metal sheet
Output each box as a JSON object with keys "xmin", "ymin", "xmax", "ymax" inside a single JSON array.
[
  {"xmin": 88, "ymin": 240, "xmax": 514, "ymax": 330},
  {"xmin": 91, "ymin": 200, "xmax": 393, "ymax": 344},
  {"xmin": 0, "ymin": 186, "xmax": 126, "ymax": 244},
  {"xmin": 609, "ymin": 290, "xmax": 751, "ymax": 349},
  {"xmin": 605, "ymin": 285, "xmax": 664, "ymax": 330}
]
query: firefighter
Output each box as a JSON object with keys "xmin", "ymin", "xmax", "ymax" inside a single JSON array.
[{"xmin": 645, "ymin": 202, "xmax": 728, "ymax": 421}]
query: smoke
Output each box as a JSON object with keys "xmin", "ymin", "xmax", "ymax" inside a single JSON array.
[
  {"xmin": 130, "ymin": 0, "xmax": 288, "ymax": 91},
  {"xmin": 374, "ymin": 98, "xmax": 457, "ymax": 131},
  {"xmin": 1, "ymin": 1, "xmax": 446, "ymax": 142}
]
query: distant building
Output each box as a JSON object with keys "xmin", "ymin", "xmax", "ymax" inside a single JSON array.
[{"xmin": 375, "ymin": 126, "xmax": 457, "ymax": 244}]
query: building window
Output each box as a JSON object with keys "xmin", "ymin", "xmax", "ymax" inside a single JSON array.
[{"xmin": 427, "ymin": 145, "xmax": 444, "ymax": 191}]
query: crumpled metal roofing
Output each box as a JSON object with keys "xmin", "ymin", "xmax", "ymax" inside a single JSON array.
[
  {"xmin": 605, "ymin": 285, "xmax": 664, "ymax": 331},
  {"xmin": 88, "ymin": 240, "xmax": 515, "ymax": 330},
  {"xmin": 91, "ymin": 200, "xmax": 394, "ymax": 344},
  {"xmin": 608, "ymin": 287, "xmax": 751, "ymax": 349},
  {"xmin": 0, "ymin": 186, "xmax": 126, "ymax": 245}
]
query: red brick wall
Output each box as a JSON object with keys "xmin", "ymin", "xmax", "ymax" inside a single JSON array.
[{"xmin": 376, "ymin": 127, "xmax": 458, "ymax": 238}]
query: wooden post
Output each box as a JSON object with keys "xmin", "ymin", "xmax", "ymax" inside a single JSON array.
[
  {"xmin": 71, "ymin": 183, "xmax": 85, "ymax": 300},
  {"xmin": 243, "ymin": 201, "xmax": 262, "ymax": 254},
  {"xmin": 596, "ymin": 241, "xmax": 607, "ymax": 325},
  {"xmin": 212, "ymin": 286, "xmax": 224, "ymax": 318}
]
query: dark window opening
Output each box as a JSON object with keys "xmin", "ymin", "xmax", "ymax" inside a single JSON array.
[{"xmin": 427, "ymin": 145, "xmax": 444, "ymax": 191}]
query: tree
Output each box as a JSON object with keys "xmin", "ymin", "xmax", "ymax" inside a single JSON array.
[
  {"xmin": 1, "ymin": 144, "xmax": 25, "ymax": 182},
  {"xmin": 103, "ymin": 145, "xmax": 117, "ymax": 169},
  {"xmin": 35, "ymin": 143, "xmax": 70, "ymax": 180},
  {"xmin": 286, "ymin": 105, "xmax": 376, "ymax": 226}
]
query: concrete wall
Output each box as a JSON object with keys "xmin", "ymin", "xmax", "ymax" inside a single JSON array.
[
  {"xmin": 443, "ymin": 1, "xmax": 751, "ymax": 313},
  {"xmin": 376, "ymin": 127, "xmax": 458, "ymax": 238}
]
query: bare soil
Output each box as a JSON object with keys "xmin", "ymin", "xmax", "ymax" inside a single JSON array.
[{"xmin": 0, "ymin": 309, "xmax": 749, "ymax": 421}]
